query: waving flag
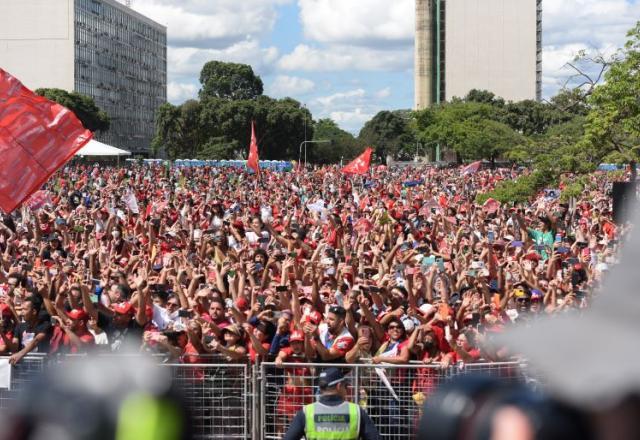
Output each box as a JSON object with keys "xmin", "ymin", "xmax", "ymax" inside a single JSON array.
[
  {"xmin": 0, "ymin": 69, "xmax": 92, "ymax": 213},
  {"xmin": 482, "ymin": 197, "xmax": 501, "ymax": 214},
  {"xmin": 461, "ymin": 160, "xmax": 482, "ymax": 176},
  {"xmin": 342, "ymin": 147, "xmax": 373, "ymax": 175},
  {"xmin": 247, "ymin": 121, "xmax": 260, "ymax": 175}
]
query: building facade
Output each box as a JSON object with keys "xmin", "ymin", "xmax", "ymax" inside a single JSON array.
[
  {"xmin": 415, "ymin": 0, "xmax": 542, "ymax": 110},
  {"xmin": 0, "ymin": 0, "xmax": 166, "ymax": 154}
]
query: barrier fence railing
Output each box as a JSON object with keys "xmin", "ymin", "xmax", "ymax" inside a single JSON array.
[{"xmin": 0, "ymin": 356, "xmax": 534, "ymax": 439}]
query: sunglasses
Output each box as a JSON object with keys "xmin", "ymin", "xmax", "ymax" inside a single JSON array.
[
  {"xmin": 388, "ymin": 325, "xmax": 402, "ymax": 330},
  {"xmin": 516, "ymin": 298, "xmax": 531, "ymax": 303}
]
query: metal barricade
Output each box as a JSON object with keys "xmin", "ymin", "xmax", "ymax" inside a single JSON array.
[
  {"xmin": 260, "ymin": 362, "xmax": 448, "ymax": 440},
  {"xmin": 0, "ymin": 355, "xmax": 47, "ymax": 411},
  {"xmin": 163, "ymin": 362, "xmax": 251, "ymax": 440}
]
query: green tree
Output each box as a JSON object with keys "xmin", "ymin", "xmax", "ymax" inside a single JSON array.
[
  {"xmin": 197, "ymin": 95, "xmax": 312, "ymax": 160},
  {"xmin": 35, "ymin": 88, "xmax": 110, "ymax": 132},
  {"xmin": 501, "ymin": 100, "xmax": 573, "ymax": 136},
  {"xmin": 582, "ymin": 22, "xmax": 640, "ymax": 172},
  {"xmin": 311, "ymin": 119, "xmax": 362, "ymax": 164},
  {"xmin": 199, "ymin": 61, "xmax": 264, "ymax": 101},
  {"xmin": 465, "ymin": 89, "xmax": 505, "ymax": 107},
  {"xmin": 415, "ymin": 101, "xmax": 520, "ymax": 163},
  {"xmin": 151, "ymin": 103, "xmax": 183, "ymax": 159},
  {"xmin": 358, "ymin": 110, "xmax": 414, "ymax": 160}
]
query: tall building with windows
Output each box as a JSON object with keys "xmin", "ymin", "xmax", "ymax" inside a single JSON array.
[
  {"xmin": 415, "ymin": 0, "xmax": 542, "ymax": 110},
  {"xmin": 0, "ymin": 0, "xmax": 166, "ymax": 154}
]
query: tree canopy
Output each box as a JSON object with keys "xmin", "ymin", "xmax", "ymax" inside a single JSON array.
[
  {"xmin": 35, "ymin": 88, "xmax": 110, "ymax": 132},
  {"xmin": 358, "ymin": 110, "xmax": 415, "ymax": 160},
  {"xmin": 199, "ymin": 61, "xmax": 264, "ymax": 101},
  {"xmin": 153, "ymin": 64, "xmax": 312, "ymax": 161},
  {"xmin": 582, "ymin": 22, "xmax": 640, "ymax": 168},
  {"xmin": 311, "ymin": 119, "xmax": 362, "ymax": 164}
]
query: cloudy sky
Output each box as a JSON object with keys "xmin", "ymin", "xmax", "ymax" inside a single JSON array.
[{"xmin": 129, "ymin": 0, "xmax": 640, "ymax": 134}]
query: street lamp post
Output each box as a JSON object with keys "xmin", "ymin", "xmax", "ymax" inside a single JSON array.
[{"xmin": 298, "ymin": 140, "xmax": 331, "ymax": 168}]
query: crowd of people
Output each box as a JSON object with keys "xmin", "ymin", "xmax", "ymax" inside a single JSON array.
[{"xmin": 0, "ymin": 163, "xmax": 626, "ymax": 371}]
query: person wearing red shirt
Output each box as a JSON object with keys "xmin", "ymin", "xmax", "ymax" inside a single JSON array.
[
  {"xmin": 274, "ymin": 331, "xmax": 313, "ymax": 436},
  {"xmin": 51, "ymin": 309, "xmax": 95, "ymax": 354},
  {"xmin": 0, "ymin": 303, "xmax": 16, "ymax": 354},
  {"xmin": 307, "ymin": 306, "xmax": 354, "ymax": 362}
]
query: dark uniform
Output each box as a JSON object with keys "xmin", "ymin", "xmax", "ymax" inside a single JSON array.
[{"xmin": 283, "ymin": 368, "xmax": 380, "ymax": 440}]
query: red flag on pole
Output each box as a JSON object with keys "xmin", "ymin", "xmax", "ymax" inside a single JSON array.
[
  {"xmin": 461, "ymin": 160, "xmax": 482, "ymax": 176},
  {"xmin": 0, "ymin": 68, "xmax": 92, "ymax": 213},
  {"xmin": 342, "ymin": 147, "xmax": 373, "ymax": 175},
  {"xmin": 247, "ymin": 121, "xmax": 260, "ymax": 175}
]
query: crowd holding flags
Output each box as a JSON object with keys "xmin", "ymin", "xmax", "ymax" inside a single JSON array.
[
  {"xmin": 342, "ymin": 147, "xmax": 373, "ymax": 175},
  {"xmin": 247, "ymin": 120, "xmax": 260, "ymax": 176},
  {"xmin": 0, "ymin": 68, "xmax": 92, "ymax": 213}
]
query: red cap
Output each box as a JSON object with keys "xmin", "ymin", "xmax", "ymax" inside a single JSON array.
[
  {"xmin": 524, "ymin": 252, "xmax": 541, "ymax": 261},
  {"xmin": 0, "ymin": 303, "xmax": 12, "ymax": 318},
  {"xmin": 235, "ymin": 296, "xmax": 249, "ymax": 311},
  {"xmin": 67, "ymin": 308, "xmax": 89, "ymax": 321},
  {"xmin": 113, "ymin": 302, "xmax": 134, "ymax": 315},
  {"xmin": 290, "ymin": 330, "xmax": 304, "ymax": 342},
  {"xmin": 305, "ymin": 311, "xmax": 322, "ymax": 325}
]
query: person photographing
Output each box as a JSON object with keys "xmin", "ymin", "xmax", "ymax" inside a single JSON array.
[{"xmin": 283, "ymin": 367, "xmax": 380, "ymax": 440}]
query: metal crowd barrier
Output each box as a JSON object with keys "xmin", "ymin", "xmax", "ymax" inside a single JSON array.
[
  {"xmin": 0, "ymin": 354, "xmax": 47, "ymax": 410},
  {"xmin": 259, "ymin": 361, "xmax": 534, "ymax": 440},
  {"xmin": 0, "ymin": 356, "xmax": 533, "ymax": 439}
]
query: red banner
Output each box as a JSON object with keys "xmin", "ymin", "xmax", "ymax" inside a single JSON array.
[
  {"xmin": 247, "ymin": 121, "xmax": 260, "ymax": 175},
  {"xmin": 342, "ymin": 147, "xmax": 373, "ymax": 175},
  {"xmin": 461, "ymin": 160, "xmax": 482, "ymax": 176},
  {"xmin": 0, "ymin": 68, "xmax": 92, "ymax": 213}
]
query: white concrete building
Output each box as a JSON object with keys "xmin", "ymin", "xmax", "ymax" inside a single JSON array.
[
  {"xmin": 0, "ymin": 0, "xmax": 166, "ymax": 154},
  {"xmin": 415, "ymin": 0, "xmax": 542, "ymax": 109}
]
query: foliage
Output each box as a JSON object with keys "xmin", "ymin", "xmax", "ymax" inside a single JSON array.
[
  {"xmin": 476, "ymin": 170, "xmax": 555, "ymax": 205},
  {"xmin": 464, "ymin": 89, "xmax": 505, "ymax": 107},
  {"xmin": 151, "ymin": 103, "xmax": 183, "ymax": 159},
  {"xmin": 582, "ymin": 22, "xmax": 640, "ymax": 168},
  {"xmin": 311, "ymin": 119, "xmax": 362, "ymax": 164},
  {"xmin": 415, "ymin": 101, "xmax": 524, "ymax": 163},
  {"xmin": 199, "ymin": 61, "xmax": 264, "ymax": 101},
  {"xmin": 501, "ymin": 100, "xmax": 574, "ymax": 136},
  {"xmin": 152, "ymin": 61, "xmax": 313, "ymax": 160},
  {"xmin": 358, "ymin": 110, "xmax": 415, "ymax": 160},
  {"xmin": 35, "ymin": 88, "xmax": 110, "ymax": 132}
]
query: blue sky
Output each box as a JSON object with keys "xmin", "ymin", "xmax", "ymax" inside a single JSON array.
[{"xmin": 130, "ymin": 0, "xmax": 640, "ymax": 135}]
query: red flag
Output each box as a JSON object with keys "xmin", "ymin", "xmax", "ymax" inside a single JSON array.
[
  {"xmin": 461, "ymin": 160, "xmax": 482, "ymax": 176},
  {"xmin": 482, "ymin": 197, "xmax": 501, "ymax": 214},
  {"xmin": 342, "ymin": 147, "xmax": 373, "ymax": 175},
  {"xmin": 0, "ymin": 69, "xmax": 92, "ymax": 213},
  {"xmin": 247, "ymin": 121, "xmax": 260, "ymax": 175}
]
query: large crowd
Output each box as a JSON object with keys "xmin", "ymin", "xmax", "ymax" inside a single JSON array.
[{"xmin": 0, "ymin": 163, "xmax": 625, "ymax": 369}]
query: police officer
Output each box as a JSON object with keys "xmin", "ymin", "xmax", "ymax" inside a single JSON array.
[{"xmin": 283, "ymin": 368, "xmax": 380, "ymax": 440}]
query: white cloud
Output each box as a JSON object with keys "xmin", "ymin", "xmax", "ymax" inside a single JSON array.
[
  {"xmin": 133, "ymin": 0, "xmax": 293, "ymax": 47},
  {"xmin": 168, "ymin": 40, "xmax": 279, "ymax": 78},
  {"xmin": 543, "ymin": 0, "xmax": 640, "ymax": 47},
  {"xmin": 267, "ymin": 75, "xmax": 315, "ymax": 97},
  {"xmin": 298, "ymin": 0, "xmax": 413, "ymax": 46},
  {"xmin": 329, "ymin": 109, "xmax": 375, "ymax": 131},
  {"xmin": 375, "ymin": 87, "xmax": 391, "ymax": 99},
  {"xmin": 316, "ymin": 89, "xmax": 366, "ymax": 107},
  {"xmin": 278, "ymin": 44, "xmax": 412, "ymax": 72},
  {"xmin": 167, "ymin": 81, "xmax": 198, "ymax": 103}
]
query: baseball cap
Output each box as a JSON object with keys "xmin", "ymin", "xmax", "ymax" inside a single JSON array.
[
  {"xmin": 112, "ymin": 301, "xmax": 134, "ymax": 315},
  {"xmin": 328, "ymin": 305, "xmax": 346, "ymax": 317},
  {"xmin": 0, "ymin": 303, "xmax": 12, "ymax": 318},
  {"xmin": 318, "ymin": 367, "xmax": 347, "ymax": 389},
  {"xmin": 222, "ymin": 324, "xmax": 242, "ymax": 337},
  {"xmin": 289, "ymin": 330, "xmax": 304, "ymax": 342},
  {"xmin": 67, "ymin": 308, "xmax": 89, "ymax": 321}
]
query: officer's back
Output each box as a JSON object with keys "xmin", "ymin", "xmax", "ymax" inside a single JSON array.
[{"xmin": 283, "ymin": 368, "xmax": 380, "ymax": 440}]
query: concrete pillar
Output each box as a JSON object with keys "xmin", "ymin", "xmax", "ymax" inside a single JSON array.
[{"xmin": 415, "ymin": 0, "xmax": 433, "ymax": 110}]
